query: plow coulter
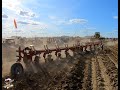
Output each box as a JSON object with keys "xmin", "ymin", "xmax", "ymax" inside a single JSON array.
[{"xmin": 10, "ymin": 41, "xmax": 102, "ymax": 78}]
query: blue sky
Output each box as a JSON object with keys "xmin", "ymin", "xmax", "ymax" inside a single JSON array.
[{"xmin": 2, "ymin": 0, "xmax": 118, "ymax": 38}]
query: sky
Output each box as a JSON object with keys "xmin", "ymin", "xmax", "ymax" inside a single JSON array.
[{"xmin": 2, "ymin": 0, "xmax": 118, "ymax": 38}]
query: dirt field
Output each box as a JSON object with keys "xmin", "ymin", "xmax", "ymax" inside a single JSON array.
[{"xmin": 2, "ymin": 37, "xmax": 118, "ymax": 90}]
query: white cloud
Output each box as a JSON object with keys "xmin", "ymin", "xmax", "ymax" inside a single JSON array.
[
  {"xmin": 2, "ymin": 0, "xmax": 22, "ymax": 11},
  {"xmin": 18, "ymin": 10, "xmax": 36, "ymax": 18},
  {"xmin": 2, "ymin": 0, "xmax": 37, "ymax": 19},
  {"xmin": 68, "ymin": 19, "xmax": 88, "ymax": 24},
  {"xmin": 114, "ymin": 30, "xmax": 118, "ymax": 32},
  {"xmin": 86, "ymin": 27, "xmax": 96, "ymax": 30},
  {"xmin": 49, "ymin": 16, "xmax": 88, "ymax": 25},
  {"xmin": 2, "ymin": 14, "xmax": 8, "ymax": 18},
  {"xmin": 2, "ymin": 0, "xmax": 62, "ymax": 37},
  {"xmin": 107, "ymin": 32, "xmax": 113, "ymax": 34},
  {"xmin": 17, "ymin": 21, "xmax": 30, "ymax": 25},
  {"xmin": 2, "ymin": 1, "xmax": 90, "ymax": 37},
  {"xmin": 17, "ymin": 20, "xmax": 42, "ymax": 25},
  {"xmin": 113, "ymin": 16, "xmax": 118, "ymax": 19},
  {"xmin": 2, "ymin": 0, "xmax": 40, "ymax": 36},
  {"xmin": 48, "ymin": 16, "xmax": 57, "ymax": 20}
]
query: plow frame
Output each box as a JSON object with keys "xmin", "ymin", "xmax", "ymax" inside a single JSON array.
[{"xmin": 16, "ymin": 41, "xmax": 102, "ymax": 62}]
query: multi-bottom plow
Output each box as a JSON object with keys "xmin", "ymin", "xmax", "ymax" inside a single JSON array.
[{"xmin": 10, "ymin": 41, "xmax": 102, "ymax": 78}]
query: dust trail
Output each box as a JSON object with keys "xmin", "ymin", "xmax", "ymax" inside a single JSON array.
[{"xmin": 30, "ymin": 62, "xmax": 38, "ymax": 73}]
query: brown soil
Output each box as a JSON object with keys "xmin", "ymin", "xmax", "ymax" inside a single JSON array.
[{"xmin": 2, "ymin": 38, "xmax": 118, "ymax": 90}]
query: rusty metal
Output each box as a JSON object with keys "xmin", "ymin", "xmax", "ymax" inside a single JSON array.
[{"xmin": 16, "ymin": 41, "xmax": 102, "ymax": 63}]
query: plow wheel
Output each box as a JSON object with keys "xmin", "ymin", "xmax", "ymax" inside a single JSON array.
[
  {"xmin": 10, "ymin": 63, "xmax": 24, "ymax": 78},
  {"xmin": 46, "ymin": 54, "xmax": 53, "ymax": 63},
  {"xmin": 58, "ymin": 52, "xmax": 61, "ymax": 59},
  {"xmin": 34, "ymin": 55, "xmax": 40, "ymax": 64}
]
